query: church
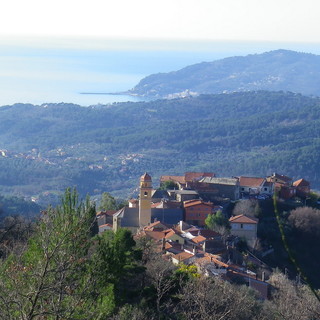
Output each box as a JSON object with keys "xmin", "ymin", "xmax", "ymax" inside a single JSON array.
[{"xmin": 113, "ymin": 173, "xmax": 183, "ymax": 232}]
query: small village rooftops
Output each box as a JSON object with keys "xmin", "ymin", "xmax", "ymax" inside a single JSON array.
[
  {"xmin": 229, "ymin": 214, "xmax": 258, "ymax": 224},
  {"xmin": 199, "ymin": 177, "xmax": 239, "ymax": 185}
]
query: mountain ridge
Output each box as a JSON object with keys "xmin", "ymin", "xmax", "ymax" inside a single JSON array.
[{"xmin": 128, "ymin": 49, "xmax": 320, "ymax": 98}]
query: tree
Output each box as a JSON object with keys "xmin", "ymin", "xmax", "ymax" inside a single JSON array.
[
  {"xmin": 288, "ymin": 206, "xmax": 320, "ymax": 238},
  {"xmin": 0, "ymin": 188, "xmax": 114, "ymax": 319},
  {"xmin": 205, "ymin": 210, "xmax": 230, "ymax": 231},
  {"xmin": 159, "ymin": 180, "xmax": 179, "ymax": 190},
  {"xmin": 266, "ymin": 272, "xmax": 320, "ymax": 319},
  {"xmin": 99, "ymin": 192, "xmax": 118, "ymax": 211},
  {"xmin": 175, "ymin": 276, "xmax": 267, "ymax": 320},
  {"xmin": 233, "ymin": 199, "xmax": 260, "ymax": 218}
]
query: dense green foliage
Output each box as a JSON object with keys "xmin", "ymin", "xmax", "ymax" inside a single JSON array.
[
  {"xmin": 205, "ymin": 210, "xmax": 230, "ymax": 230},
  {"xmin": 130, "ymin": 49, "xmax": 320, "ymax": 97},
  {"xmin": 0, "ymin": 91, "xmax": 320, "ymax": 203}
]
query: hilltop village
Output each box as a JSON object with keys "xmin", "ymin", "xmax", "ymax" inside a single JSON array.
[{"xmin": 97, "ymin": 171, "xmax": 312, "ymax": 299}]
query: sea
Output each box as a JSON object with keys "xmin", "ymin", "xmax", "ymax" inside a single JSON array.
[{"xmin": 1, "ymin": 38, "xmax": 320, "ymax": 107}]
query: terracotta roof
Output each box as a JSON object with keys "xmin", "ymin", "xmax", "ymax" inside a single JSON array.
[
  {"xmin": 191, "ymin": 235, "xmax": 206, "ymax": 244},
  {"xmin": 239, "ymin": 176, "xmax": 265, "ymax": 188},
  {"xmin": 99, "ymin": 223, "xmax": 113, "ymax": 228},
  {"xmin": 293, "ymin": 178, "xmax": 310, "ymax": 187},
  {"xmin": 183, "ymin": 199, "xmax": 213, "ymax": 208},
  {"xmin": 201, "ymin": 253, "xmax": 229, "ymax": 268},
  {"xmin": 160, "ymin": 175, "xmax": 185, "ymax": 184},
  {"xmin": 173, "ymin": 251, "xmax": 194, "ymax": 261},
  {"xmin": 141, "ymin": 172, "xmax": 152, "ymax": 181},
  {"xmin": 185, "ymin": 172, "xmax": 215, "ymax": 182},
  {"xmin": 164, "ymin": 228, "xmax": 182, "ymax": 239},
  {"xmin": 229, "ymin": 214, "xmax": 258, "ymax": 224},
  {"xmin": 144, "ymin": 220, "xmax": 170, "ymax": 231},
  {"xmin": 144, "ymin": 230, "xmax": 165, "ymax": 241}
]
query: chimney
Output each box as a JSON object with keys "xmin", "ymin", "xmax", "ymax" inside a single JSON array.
[
  {"xmin": 262, "ymin": 271, "xmax": 265, "ymax": 282},
  {"xmin": 203, "ymin": 240, "xmax": 206, "ymax": 252},
  {"xmin": 193, "ymin": 246, "xmax": 196, "ymax": 255}
]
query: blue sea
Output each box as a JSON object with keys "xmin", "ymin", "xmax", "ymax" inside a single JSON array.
[{"xmin": 1, "ymin": 39, "xmax": 320, "ymax": 107}]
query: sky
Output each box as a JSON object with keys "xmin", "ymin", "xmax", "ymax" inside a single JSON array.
[{"xmin": 0, "ymin": 0, "xmax": 319, "ymax": 49}]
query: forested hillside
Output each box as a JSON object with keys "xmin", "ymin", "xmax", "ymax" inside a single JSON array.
[
  {"xmin": 128, "ymin": 49, "xmax": 320, "ymax": 98},
  {"xmin": 0, "ymin": 91, "xmax": 320, "ymax": 203}
]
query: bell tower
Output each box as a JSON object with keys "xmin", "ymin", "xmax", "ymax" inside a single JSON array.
[{"xmin": 139, "ymin": 172, "xmax": 152, "ymax": 227}]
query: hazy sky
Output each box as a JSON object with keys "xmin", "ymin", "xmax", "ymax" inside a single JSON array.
[{"xmin": 1, "ymin": 0, "xmax": 319, "ymax": 45}]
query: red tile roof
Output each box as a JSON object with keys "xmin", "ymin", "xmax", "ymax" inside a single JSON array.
[
  {"xmin": 144, "ymin": 230, "xmax": 165, "ymax": 241},
  {"xmin": 229, "ymin": 214, "xmax": 258, "ymax": 224},
  {"xmin": 239, "ymin": 176, "xmax": 265, "ymax": 187},
  {"xmin": 293, "ymin": 178, "xmax": 310, "ymax": 187},
  {"xmin": 183, "ymin": 199, "xmax": 213, "ymax": 208},
  {"xmin": 173, "ymin": 251, "xmax": 194, "ymax": 262},
  {"xmin": 191, "ymin": 235, "xmax": 206, "ymax": 244},
  {"xmin": 99, "ymin": 223, "xmax": 113, "ymax": 228}
]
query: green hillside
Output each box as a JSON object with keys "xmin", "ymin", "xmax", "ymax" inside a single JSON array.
[{"xmin": 0, "ymin": 91, "xmax": 319, "ymax": 203}]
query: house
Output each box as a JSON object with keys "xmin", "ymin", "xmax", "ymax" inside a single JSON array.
[
  {"xmin": 293, "ymin": 178, "xmax": 310, "ymax": 197},
  {"xmin": 183, "ymin": 199, "xmax": 215, "ymax": 226},
  {"xmin": 266, "ymin": 173, "xmax": 296, "ymax": 199},
  {"xmin": 171, "ymin": 251, "xmax": 195, "ymax": 265},
  {"xmin": 238, "ymin": 177, "xmax": 265, "ymax": 195},
  {"xmin": 229, "ymin": 214, "xmax": 258, "ymax": 247},
  {"xmin": 99, "ymin": 223, "xmax": 113, "ymax": 232},
  {"xmin": 199, "ymin": 177, "xmax": 240, "ymax": 201},
  {"xmin": 267, "ymin": 173, "xmax": 292, "ymax": 186},
  {"xmin": 96, "ymin": 210, "xmax": 117, "ymax": 227}
]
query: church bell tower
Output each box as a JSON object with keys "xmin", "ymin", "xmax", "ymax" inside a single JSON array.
[{"xmin": 139, "ymin": 172, "xmax": 152, "ymax": 227}]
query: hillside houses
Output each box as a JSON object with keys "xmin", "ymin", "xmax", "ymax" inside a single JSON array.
[
  {"xmin": 96, "ymin": 170, "xmax": 312, "ymax": 302},
  {"xmin": 97, "ymin": 171, "xmax": 311, "ymax": 235},
  {"xmin": 135, "ymin": 219, "xmax": 270, "ymax": 299}
]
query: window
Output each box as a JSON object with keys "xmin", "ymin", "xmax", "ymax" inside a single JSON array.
[
  {"xmin": 241, "ymin": 224, "xmax": 243, "ymax": 229},
  {"xmin": 144, "ymin": 191, "xmax": 148, "ymax": 197},
  {"xmin": 264, "ymin": 187, "xmax": 268, "ymax": 191}
]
